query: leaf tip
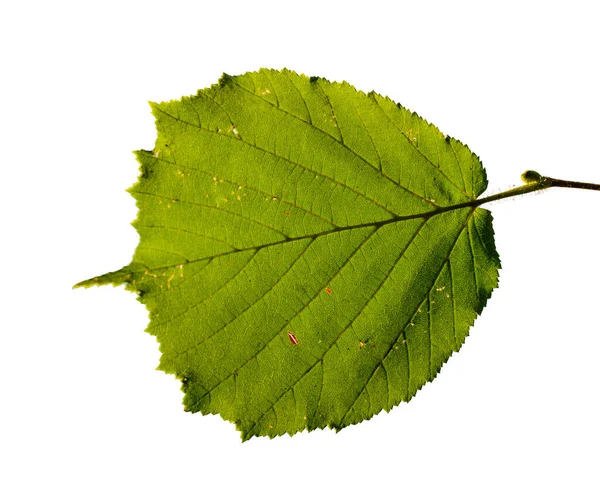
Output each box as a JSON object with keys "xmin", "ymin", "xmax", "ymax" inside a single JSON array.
[
  {"xmin": 73, "ymin": 278, "xmax": 94, "ymax": 289},
  {"xmin": 74, "ymin": 266, "xmax": 138, "ymax": 289}
]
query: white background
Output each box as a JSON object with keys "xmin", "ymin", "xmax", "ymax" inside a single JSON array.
[{"xmin": 2, "ymin": 1, "xmax": 599, "ymax": 492}]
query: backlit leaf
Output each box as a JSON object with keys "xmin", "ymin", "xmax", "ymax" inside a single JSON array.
[{"xmin": 77, "ymin": 69, "xmax": 501, "ymax": 440}]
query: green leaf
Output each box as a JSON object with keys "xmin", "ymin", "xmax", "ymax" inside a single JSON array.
[{"xmin": 77, "ymin": 68, "xmax": 501, "ymax": 440}]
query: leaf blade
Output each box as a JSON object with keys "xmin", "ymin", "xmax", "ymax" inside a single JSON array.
[{"xmin": 80, "ymin": 69, "xmax": 500, "ymax": 440}]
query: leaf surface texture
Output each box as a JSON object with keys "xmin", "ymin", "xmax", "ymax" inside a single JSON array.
[{"xmin": 81, "ymin": 69, "xmax": 500, "ymax": 440}]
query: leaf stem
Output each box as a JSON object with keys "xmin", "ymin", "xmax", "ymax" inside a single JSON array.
[
  {"xmin": 543, "ymin": 176, "xmax": 600, "ymax": 192},
  {"xmin": 473, "ymin": 170, "xmax": 600, "ymax": 208}
]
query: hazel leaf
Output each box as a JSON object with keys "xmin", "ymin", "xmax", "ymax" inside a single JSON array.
[{"xmin": 77, "ymin": 69, "xmax": 502, "ymax": 440}]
